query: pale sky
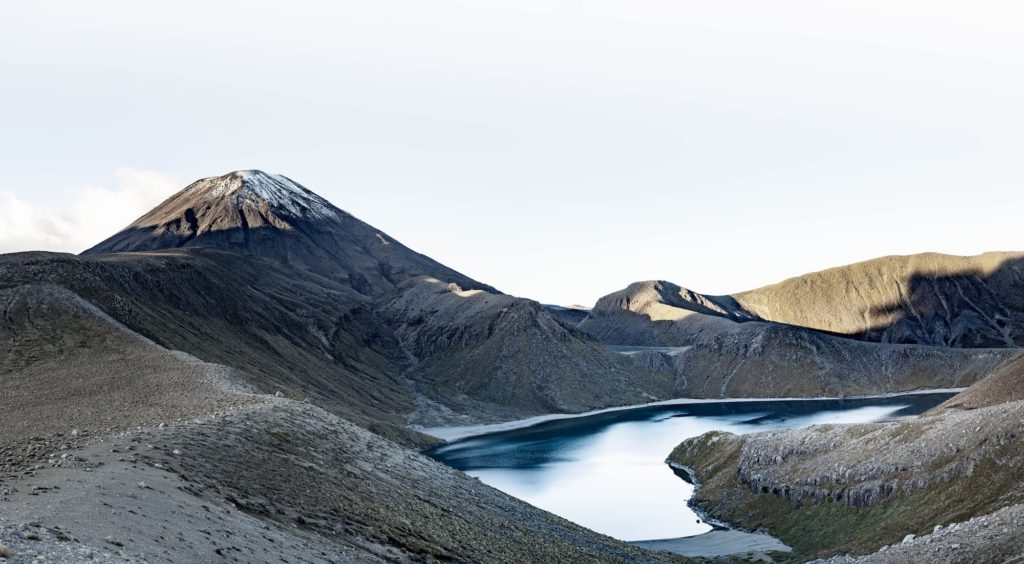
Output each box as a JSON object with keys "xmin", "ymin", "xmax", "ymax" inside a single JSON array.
[{"xmin": 2, "ymin": 2, "xmax": 1023, "ymax": 306}]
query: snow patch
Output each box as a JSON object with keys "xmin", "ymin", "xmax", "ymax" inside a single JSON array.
[{"xmin": 194, "ymin": 170, "xmax": 341, "ymax": 221}]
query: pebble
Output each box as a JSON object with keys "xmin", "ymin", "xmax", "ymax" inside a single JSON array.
[{"xmin": 902, "ymin": 534, "xmax": 915, "ymax": 544}]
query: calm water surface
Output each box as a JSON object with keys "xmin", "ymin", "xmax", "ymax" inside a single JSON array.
[{"xmin": 429, "ymin": 393, "xmax": 954, "ymax": 541}]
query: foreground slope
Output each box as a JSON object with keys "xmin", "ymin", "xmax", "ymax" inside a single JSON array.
[
  {"xmin": 581, "ymin": 280, "xmax": 1013, "ymax": 398},
  {"xmin": 0, "ymin": 250, "xmax": 427, "ymax": 444},
  {"xmin": 0, "ymin": 281, "xmax": 260, "ymax": 447},
  {"xmin": 0, "ymin": 283, "xmax": 682, "ymax": 562},
  {"xmin": 83, "ymin": 170, "xmax": 495, "ymax": 296},
  {"xmin": 667, "ymin": 353, "xmax": 1024, "ymax": 561}
]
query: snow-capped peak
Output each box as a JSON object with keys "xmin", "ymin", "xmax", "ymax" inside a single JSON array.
[{"xmin": 192, "ymin": 170, "xmax": 340, "ymax": 220}]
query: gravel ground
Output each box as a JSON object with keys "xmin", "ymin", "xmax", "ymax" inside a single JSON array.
[
  {"xmin": 812, "ymin": 502, "xmax": 1024, "ymax": 563},
  {"xmin": 0, "ymin": 522, "xmax": 124, "ymax": 563},
  {"xmin": 1, "ymin": 399, "xmax": 687, "ymax": 563}
]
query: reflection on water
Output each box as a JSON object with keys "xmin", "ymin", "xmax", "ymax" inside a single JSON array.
[{"xmin": 429, "ymin": 394, "xmax": 953, "ymax": 541}]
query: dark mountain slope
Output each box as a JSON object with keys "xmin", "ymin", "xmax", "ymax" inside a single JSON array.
[
  {"xmin": 930, "ymin": 351, "xmax": 1024, "ymax": 413},
  {"xmin": 542, "ymin": 303, "xmax": 591, "ymax": 327},
  {"xmin": 1, "ymin": 251, "xmax": 681, "ymax": 441},
  {"xmin": 0, "ymin": 282, "xmax": 682, "ymax": 562},
  {"xmin": 0, "ymin": 281, "xmax": 258, "ymax": 445},
  {"xmin": 83, "ymin": 170, "xmax": 495, "ymax": 296},
  {"xmin": 0, "ymin": 250, "xmax": 424, "ymax": 444},
  {"xmin": 376, "ymin": 277, "xmax": 675, "ymax": 422}
]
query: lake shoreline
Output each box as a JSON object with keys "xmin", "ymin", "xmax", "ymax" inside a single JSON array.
[
  {"xmin": 630, "ymin": 529, "xmax": 792, "ymax": 558},
  {"xmin": 427, "ymin": 392, "xmax": 954, "ymax": 553},
  {"xmin": 417, "ymin": 388, "xmax": 966, "ymax": 442}
]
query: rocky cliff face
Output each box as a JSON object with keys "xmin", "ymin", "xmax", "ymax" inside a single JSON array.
[{"xmin": 668, "ymin": 354, "xmax": 1024, "ymax": 560}]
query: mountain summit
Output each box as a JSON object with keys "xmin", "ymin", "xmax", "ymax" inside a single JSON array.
[{"xmin": 84, "ymin": 170, "xmax": 496, "ymax": 296}]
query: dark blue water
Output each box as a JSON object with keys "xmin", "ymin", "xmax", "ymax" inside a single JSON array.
[{"xmin": 429, "ymin": 393, "xmax": 953, "ymax": 541}]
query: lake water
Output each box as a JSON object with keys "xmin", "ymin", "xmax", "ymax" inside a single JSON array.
[{"xmin": 428, "ymin": 393, "xmax": 954, "ymax": 542}]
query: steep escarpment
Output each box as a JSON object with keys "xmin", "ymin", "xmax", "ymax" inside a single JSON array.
[
  {"xmin": 83, "ymin": 170, "xmax": 496, "ymax": 296},
  {"xmin": 582, "ymin": 280, "xmax": 1013, "ymax": 398},
  {"xmin": 669, "ymin": 395, "xmax": 1024, "ymax": 558},
  {"xmin": 376, "ymin": 277, "xmax": 676, "ymax": 422}
]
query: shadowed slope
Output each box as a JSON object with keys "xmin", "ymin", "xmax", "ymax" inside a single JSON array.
[
  {"xmin": 733, "ymin": 252, "xmax": 1024, "ymax": 347},
  {"xmin": 0, "ymin": 272, "xmax": 683, "ymax": 563},
  {"xmin": 83, "ymin": 170, "xmax": 495, "ymax": 296},
  {"xmin": 580, "ymin": 280, "xmax": 1013, "ymax": 398},
  {"xmin": 376, "ymin": 277, "xmax": 675, "ymax": 423},
  {"xmin": 0, "ymin": 250, "xmax": 425, "ymax": 444},
  {"xmin": 0, "ymin": 282, "xmax": 259, "ymax": 444},
  {"xmin": 929, "ymin": 351, "xmax": 1024, "ymax": 413}
]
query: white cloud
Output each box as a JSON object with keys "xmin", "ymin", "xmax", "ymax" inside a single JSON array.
[{"xmin": 0, "ymin": 168, "xmax": 179, "ymax": 254}]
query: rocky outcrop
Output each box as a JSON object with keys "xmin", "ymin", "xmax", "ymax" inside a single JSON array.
[{"xmin": 669, "ymin": 397, "xmax": 1024, "ymax": 559}]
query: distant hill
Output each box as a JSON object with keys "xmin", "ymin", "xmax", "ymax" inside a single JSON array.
[
  {"xmin": 581, "ymin": 279, "xmax": 1016, "ymax": 397},
  {"xmin": 733, "ymin": 252, "xmax": 1024, "ymax": 347}
]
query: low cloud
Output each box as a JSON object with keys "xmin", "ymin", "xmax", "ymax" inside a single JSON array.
[{"xmin": 0, "ymin": 168, "xmax": 179, "ymax": 254}]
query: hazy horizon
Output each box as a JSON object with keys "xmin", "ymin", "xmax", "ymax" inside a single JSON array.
[{"xmin": 3, "ymin": 2, "xmax": 1024, "ymax": 306}]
